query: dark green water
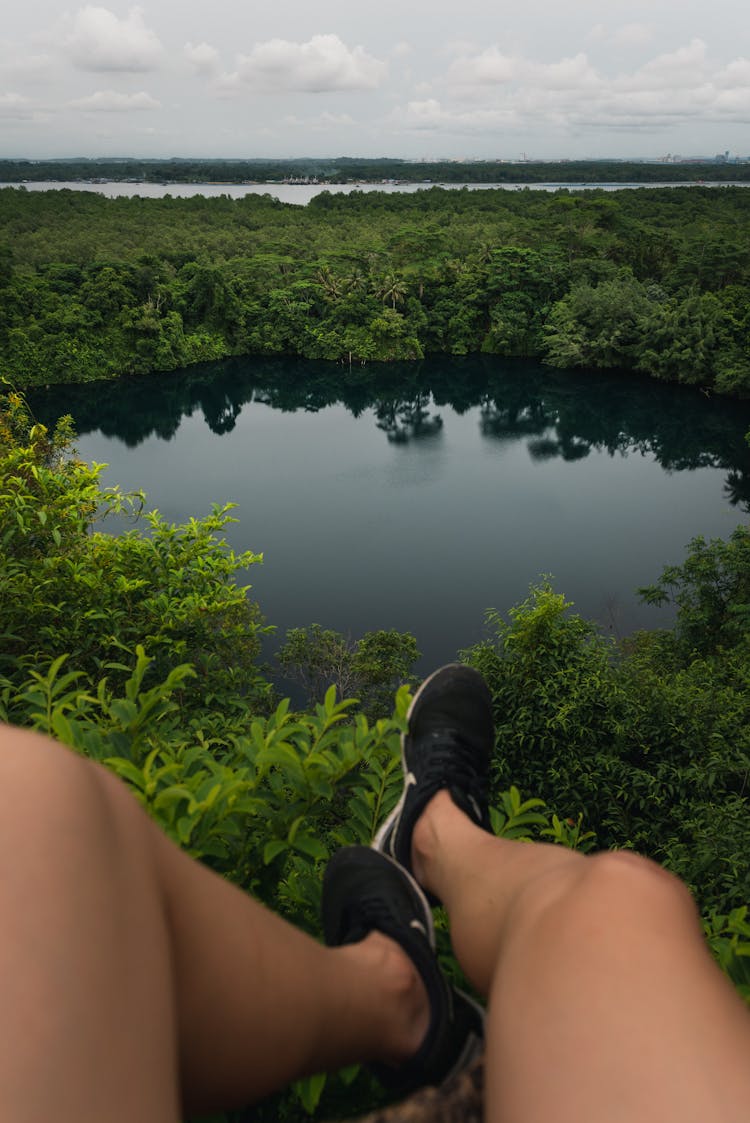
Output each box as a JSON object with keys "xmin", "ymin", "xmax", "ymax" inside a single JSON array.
[{"xmin": 31, "ymin": 356, "xmax": 750, "ymax": 676}]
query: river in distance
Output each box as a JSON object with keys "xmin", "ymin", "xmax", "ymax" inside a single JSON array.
[
  {"xmin": 4, "ymin": 180, "xmax": 748, "ymax": 205},
  {"xmin": 30, "ymin": 356, "xmax": 750, "ymax": 685}
]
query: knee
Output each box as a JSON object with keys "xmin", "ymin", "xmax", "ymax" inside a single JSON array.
[
  {"xmin": 0, "ymin": 723, "xmax": 121, "ymax": 838},
  {"xmin": 0, "ymin": 721, "xmax": 87, "ymax": 794},
  {"xmin": 0, "ymin": 724, "xmax": 161, "ymax": 891},
  {"xmin": 510, "ymin": 847, "xmax": 698, "ymax": 947},
  {"xmin": 580, "ymin": 849, "xmax": 699, "ymax": 927}
]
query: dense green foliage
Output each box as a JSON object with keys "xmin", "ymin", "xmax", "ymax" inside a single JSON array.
[
  {"xmin": 277, "ymin": 624, "xmax": 420, "ymax": 718},
  {"xmin": 2, "ymin": 392, "xmax": 749, "ymax": 1118},
  {"xmin": 2, "ymin": 184, "xmax": 750, "ymax": 393},
  {"xmin": 0, "ymin": 391, "xmax": 270, "ymax": 716},
  {"xmin": 2, "ymin": 156, "xmax": 749, "ymax": 184}
]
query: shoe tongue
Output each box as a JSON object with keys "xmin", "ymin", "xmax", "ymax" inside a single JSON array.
[{"xmin": 425, "ymin": 727, "xmax": 463, "ymax": 746}]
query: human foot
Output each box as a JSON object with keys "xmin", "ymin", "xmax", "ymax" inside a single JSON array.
[
  {"xmin": 336, "ymin": 929, "xmax": 431, "ymax": 1067},
  {"xmin": 322, "ymin": 846, "xmax": 484, "ymax": 1094},
  {"xmin": 372, "ymin": 664, "xmax": 494, "ymax": 905}
]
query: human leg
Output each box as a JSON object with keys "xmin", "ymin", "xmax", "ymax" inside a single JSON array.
[
  {"xmin": 152, "ymin": 810, "xmax": 431, "ymax": 1113},
  {"xmin": 413, "ymin": 784, "xmax": 750, "ymax": 1122},
  {"xmin": 0, "ymin": 723, "xmax": 430, "ymax": 1121},
  {"xmin": 375, "ymin": 662, "xmax": 750, "ymax": 1121},
  {"xmin": 0, "ymin": 723, "xmax": 180, "ymax": 1123}
]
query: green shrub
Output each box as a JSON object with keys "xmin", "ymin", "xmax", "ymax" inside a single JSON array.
[
  {"xmin": 461, "ymin": 553, "xmax": 750, "ymax": 922},
  {"xmin": 0, "ymin": 390, "xmax": 270, "ymax": 714},
  {"xmin": 277, "ymin": 623, "xmax": 420, "ymax": 719}
]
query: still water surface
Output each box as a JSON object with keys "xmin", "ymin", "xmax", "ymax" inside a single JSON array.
[
  {"xmin": 31, "ymin": 357, "xmax": 750, "ymax": 675},
  {"xmin": 4, "ymin": 180, "xmax": 747, "ymax": 205}
]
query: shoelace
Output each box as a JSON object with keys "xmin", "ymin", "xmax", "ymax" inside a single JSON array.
[
  {"xmin": 418, "ymin": 731, "xmax": 488, "ymax": 813},
  {"xmin": 345, "ymin": 891, "xmax": 428, "ymax": 944}
]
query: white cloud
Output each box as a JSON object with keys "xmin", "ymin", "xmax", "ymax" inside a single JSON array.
[
  {"xmin": 68, "ymin": 89, "xmax": 161, "ymax": 111},
  {"xmin": 536, "ymin": 54, "xmax": 601, "ymax": 91},
  {"xmin": 397, "ymin": 37, "xmax": 750, "ymax": 137},
  {"xmin": 235, "ymin": 34, "xmax": 386, "ymax": 92},
  {"xmin": 65, "ymin": 7, "xmax": 163, "ymax": 72},
  {"xmin": 391, "ymin": 41, "xmax": 413, "ymax": 58},
  {"xmin": 713, "ymin": 86, "xmax": 750, "ymax": 114},
  {"xmin": 185, "ymin": 41, "xmax": 220, "ymax": 76},
  {"xmin": 448, "ymin": 49, "xmax": 601, "ymax": 92},
  {"xmin": 311, "ymin": 110, "xmax": 354, "ymax": 128},
  {"xmin": 399, "ymin": 97, "xmax": 442, "ymax": 126},
  {"xmin": 624, "ymin": 38, "xmax": 707, "ymax": 88},
  {"xmin": 283, "ymin": 110, "xmax": 354, "ymax": 129},
  {"xmin": 0, "ymin": 91, "xmax": 33, "ymax": 118},
  {"xmin": 715, "ymin": 57, "xmax": 750, "ymax": 87},
  {"xmin": 448, "ymin": 47, "xmax": 518, "ymax": 85},
  {"xmin": 395, "ymin": 98, "xmax": 520, "ymax": 133}
]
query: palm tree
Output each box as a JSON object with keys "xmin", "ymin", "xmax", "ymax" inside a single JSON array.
[
  {"xmin": 315, "ymin": 265, "xmax": 343, "ymax": 300},
  {"xmin": 345, "ymin": 268, "xmax": 366, "ymax": 294},
  {"xmin": 375, "ymin": 271, "xmax": 408, "ymax": 310}
]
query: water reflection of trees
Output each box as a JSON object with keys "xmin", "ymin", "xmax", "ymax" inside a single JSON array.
[
  {"xmin": 479, "ymin": 398, "xmax": 552, "ymax": 440},
  {"xmin": 28, "ymin": 354, "xmax": 750, "ymax": 512},
  {"xmin": 375, "ymin": 391, "xmax": 444, "ymax": 443}
]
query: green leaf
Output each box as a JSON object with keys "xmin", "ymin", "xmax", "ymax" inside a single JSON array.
[
  {"xmin": 292, "ymin": 832, "xmax": 328, "ymax": 861},
  {"xmin": 295, "ymin": 1071, "xmax": 327, "ymax": 1115},
  {"xmin": 176, "ymin": 815, "xmax": 195, "ymax": 844},
  {"xmin": 104, "ymin": 758, "xmax": 147, "ymax": 790},
  {"xmin": 263, "ymin": 839, "xmax": 288, "ymax": 864},
  {"xmin": 50, "ymin": 711, "xmax": 76, "ymax": 746}
]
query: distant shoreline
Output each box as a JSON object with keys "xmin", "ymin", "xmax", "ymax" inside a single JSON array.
[{"xmin": 1, "ymin": 156, "xmax": 749, "ymax": 187}]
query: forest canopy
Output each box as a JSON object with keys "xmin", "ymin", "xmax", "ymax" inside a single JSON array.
[{"xmin": 1, "ymin": 184, "xmax": 749, "ymax": 394}]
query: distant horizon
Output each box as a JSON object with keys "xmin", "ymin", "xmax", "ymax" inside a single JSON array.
[{"xmin": 2, "ymin": 153, "xmax": 748, "ymax": 165}]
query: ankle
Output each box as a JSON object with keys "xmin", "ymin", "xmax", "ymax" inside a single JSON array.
[
  {"xmin": 410, "ymin": 790, "xmax": 454, "ymax": 892},
  {"xmin": 356, "ymin": 931, "xmax": 431, "ymax": 1065}
]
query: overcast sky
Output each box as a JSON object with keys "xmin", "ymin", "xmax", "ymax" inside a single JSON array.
[{"xmin": 1, "ymin": 0, "xmax": 749, "ymax": 161}]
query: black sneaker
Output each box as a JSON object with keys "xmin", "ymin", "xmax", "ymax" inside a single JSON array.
[
  {"xmin": 373, "ymin": 663, "xmax": 494, "ymax": 897},
  {"xmin": 322, "ymin": 846, "xmax": 484, "ymax": 1096}
]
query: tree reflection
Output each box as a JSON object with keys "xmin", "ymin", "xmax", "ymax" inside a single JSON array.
[
  {"xmin": 27, "ymin": 355, "xmax": 750, "ymax": 512},
  {"xmin": 375, "ymin": 391, "xmax": 443, "ymax": 444},
  {"xmin": 480, "ymin": 398, "xmax": 553, "ymax": 440}
]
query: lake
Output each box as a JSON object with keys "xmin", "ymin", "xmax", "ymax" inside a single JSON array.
[{"xmin": 30, "ymin": 356, "xmax": 750, "ymax": 683}]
